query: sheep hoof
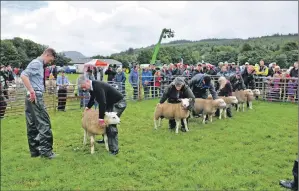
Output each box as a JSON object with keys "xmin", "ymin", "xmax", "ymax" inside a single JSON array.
[{"xmin": 91, "ymin": 151, "xmax": 95, "ymax": 154}]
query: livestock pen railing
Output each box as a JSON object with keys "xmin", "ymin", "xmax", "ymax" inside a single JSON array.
[{"xmin": 0, "ymin": 75, "xmax": 297, "ymax": 118}]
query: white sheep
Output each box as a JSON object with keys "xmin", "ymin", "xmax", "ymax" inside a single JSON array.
[
  {"xmin": 154, "ymin": 98, "xmax": 192, "ymax": 134},
  {"xmin": 232, "ymin": 89, "xmax": 254, "ymax": 112},
  {"xmin": 193, "ymin": 98, "xmax": 227, "ymax": 124},
  {"xmin": 246, "ymin": 89, "xmax": 260, "ymax": 109},
  {"xmin": 82, "ymin": 110, "xmax": 120, "ymax": 154}
]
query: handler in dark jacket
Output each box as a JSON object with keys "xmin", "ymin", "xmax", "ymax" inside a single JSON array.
[
  {"xmin": 242, "ymin": 65, "xmax": 257, "ymax": 107},
  {"xmin": 188, "ymin": 73, "xmax": 218, "ymax": 121},
  {"xmin": 159, "ymin": 77, "xmax": 195, "ymax": 132},
  {"xmin": 79, "ymin": 79, "xmax": 127, "ymax": 155},
  {"xmin": 215, "ymin": 76, "xmax": 233, "ymax": 118},
  {"xmin": 230, "ymin": 72, "xmax": 246, "ymax": 91}
]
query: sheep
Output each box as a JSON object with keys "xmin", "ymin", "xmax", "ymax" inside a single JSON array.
[
  {"xmin": 82, "ymin": 110, "xmax": 120, "ymax": 154},
  {"xmin": 193, "ymin": 98, "xmax": 227, "ymax": 124},
  {"xmin": 154, "ymin": 98, "xmax": 193, "ymax": 134},
  {"xmin": 246, "ymin": 89, "xmax": 259, "ymax": 109},
  {"xmin": 207, "ymin": 95, "xmax": 238, "ymax": 119},
  {"xmin": 232, "ymin": 89, "xmax": 254, "ymax": 112}
]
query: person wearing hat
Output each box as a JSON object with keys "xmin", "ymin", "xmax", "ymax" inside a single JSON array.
[
  {"xmin": 188, "ymin": 73, "xmax": 218, "ymax": 122},
  {"xmin": 20, "ymin": 48, "xmax": 58, "ymax": 159},
  {"xmin": 56, "ymin": 70, "xmax": 70, "ymax": 111},
  {"xmin": 159, "ymin": 77, "xmax": 195, "ymax": 132}
]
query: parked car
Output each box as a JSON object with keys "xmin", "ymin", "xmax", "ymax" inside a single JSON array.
[{"xmin": 64, "ymin": 65, "xmax": 77, "ymax": 74}]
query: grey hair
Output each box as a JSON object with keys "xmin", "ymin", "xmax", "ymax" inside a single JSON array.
[
  {"xmin": 174, "ymin": 77, "xmax": 185, "ymax": 86},
  {"xmin": 77, "ymin": 75, "xmax": 87, "ymax": 87}
]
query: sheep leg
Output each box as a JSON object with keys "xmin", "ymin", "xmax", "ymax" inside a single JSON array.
[
  {"xmin": 209, "ymin": 115, "xmax": 213, "ymax": 122},
  {"xmin": 175, "ymin": 119, "xmax": 180, "ymax": 134},
  {"xmin": 236, "ymin": 104, "xmax": 239, "ymax": 112},
  {"xmin": 202, "ymin": 114, "xmax": 206, "ymax": 124},
  {"xmin": 154, "ymin": 118, "xmax": 158, "ymax": 130},
  {"xmin": 83, "ymin": 129, "xmax": 87, "ymax": 145},
  {"xmin": 183, "ymin": 118, "xmax": 189, "ymax": 132},
  {"xmin": 158, "ymin": 118, "xmax": 161, "ymax": 127},
  {"xmin": 249, "ymin": 102, "xmax": 253, "ymax": 109},
  {"xmin": 90, "ymin": 135, "xmax": 95, "ymax": 154},
  {"xmin": 104, "ymin": 133, "xmax": 109, "ymax": 151},
  {"xmin": 219, "ymin": 109, "xmax": 222, "ymax": 120},
  {"xmin": 242, "ymin": 103, "xmax": 245, "ymax": 112},
  {"xmin": 224, "ymin": 108, "xmax": 227, "ymax": 119}
]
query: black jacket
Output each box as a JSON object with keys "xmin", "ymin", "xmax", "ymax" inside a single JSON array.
[
  {"xmin": 87, "ymin": 81, "xmax": 124, "ymax": 119},
  {"xmin": 242, "ymin": 69, "xmax": 256, "ymax": 89},
  {"xmin": 105, "ymin": 68, "xmax": 117, "ymax": 81},
  {"xmin": 159, "ymin": 83, "xmax": 195, "ymax": 104},
  {"xmin": 218, "ymin": 81, "xmax": 233, "ymax": 97},
  {"xmin": 290, "ymin": 68, "xmax": 298, "ymax": 78},
  {"xmin": 229, "ymin": 75, "xmax": 246, "ymax": 91}
]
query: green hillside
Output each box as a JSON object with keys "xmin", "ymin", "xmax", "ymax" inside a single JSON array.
[{"xmin": 96, "ymin": 33, "xmax": 298, "ymax": 68}]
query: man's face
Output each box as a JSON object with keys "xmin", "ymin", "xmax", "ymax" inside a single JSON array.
[
  {"xmin": 221, "ymin": 66, "xmax": 227, "ymax": 72},
  {"xmin": 44, "ymin": 53, "xmax": 55, "ymax": 64},
  {"xmin": 259, "ymin": 60, "xmax": 264, "ymax": 66},
  {"xmin": 61, "ymin": 72, "xmax": 65, "ymax": 77},
  {"xmin": 294, "ymin": 62, "xmax": 298, "ymax": 68},
  {"xmin": 175, "ymin": 84, "xmax": 182, "ymax": 91}
]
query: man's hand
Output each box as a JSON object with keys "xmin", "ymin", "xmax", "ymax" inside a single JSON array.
[
  {"xmin": 98, "ymin": 119, "xmax": 105, "ymax": 126},
  {"xmin": 85, "ymin": 107, "xmax": 90, "ymax": 111},
  {"xmin": 29, "ymin": 90, "xmax": 36, "ymax": 103}
]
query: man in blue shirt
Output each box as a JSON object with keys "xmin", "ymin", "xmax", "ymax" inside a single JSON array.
[
  {"xmin": 56, "ymin": 70, "xmax": 70, "ymax": 111},
  {"xmin": 21, "ymin": 48, "xmax": 57, "ymax": 159}
]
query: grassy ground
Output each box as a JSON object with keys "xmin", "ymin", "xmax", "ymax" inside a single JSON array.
[{"xmin": 1, "ymin": 99, "xmax": 298, "ymax": 190}]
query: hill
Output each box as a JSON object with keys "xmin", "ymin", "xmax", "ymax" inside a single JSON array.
[
  {"xmin": 61, "ymin": 51, "xmax": 87, "ymax": 60},
  {"xmin": 102, "ymin": 33, "xmax": 298, "ymax": 68}
]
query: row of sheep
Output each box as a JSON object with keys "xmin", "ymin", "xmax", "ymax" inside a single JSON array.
[
  {"xmin": 82, "ymin": 88, "xmax": 260, "ymax": 154},
  {"xmin": 154, "ymin": 89, "xmax": 260, "ymax": 134}
]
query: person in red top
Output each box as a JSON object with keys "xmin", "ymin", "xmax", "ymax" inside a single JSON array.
[{"xmin": 154, "ymin": 69, "xmax": 162, "ymax": 97}]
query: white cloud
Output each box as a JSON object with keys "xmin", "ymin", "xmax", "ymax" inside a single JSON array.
[{"xmin": 1, "ymin": 1, "xmax": 298, "ymax": 57}]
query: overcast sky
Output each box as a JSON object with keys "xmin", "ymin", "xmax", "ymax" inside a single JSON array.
[{"xmin": 1, "ymin": 1, "xmax": 298, "ymax": 57}]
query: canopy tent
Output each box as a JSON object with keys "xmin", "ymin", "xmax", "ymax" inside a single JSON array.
[{"xmin": 83, "ymin": 59, "xmax": 109, "ymax": 71}]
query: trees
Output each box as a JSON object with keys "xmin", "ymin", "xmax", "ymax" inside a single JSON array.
[
  {"xmin": 107, "ymin": 34, "xmax": 298, "ymax": 67},
  {"xmin": 1, "ymin": 37, "xmax": 70, "ymax": 67}
]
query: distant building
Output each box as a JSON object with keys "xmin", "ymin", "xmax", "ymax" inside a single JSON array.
[{"xmin": 69, "ymin": 57, "xmax": 122, "ymax": 68}]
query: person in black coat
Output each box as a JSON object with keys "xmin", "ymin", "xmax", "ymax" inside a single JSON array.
[
  {"xmin": 279, "ymin": 158, "xmax": 298, "ymax": 190},
  {"xmin": 78, "ymin": 79, "xmax": 127, "ymax": 155},
  {"xmin": 159, "ymin": 77, "xmax": 195, "ymax": 132},
  {"xmin": 230, "ymin": 72, "xmax": 246, "ymax": 92}
]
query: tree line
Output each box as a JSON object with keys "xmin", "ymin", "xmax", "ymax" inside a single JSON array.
[
  {"xmin": 93, "ymin": 33, "xmax": 298, "ymax": 68},
  {"xmin": 0, "ymin": 37, "xmax": 71, "ymax": 68}
]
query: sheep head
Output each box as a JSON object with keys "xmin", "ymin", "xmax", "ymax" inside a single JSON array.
[
  {"xmin": 244, "ymin": 89, "xmax": 254, "ymax": 97},
  {"xmin": 213, "ymin": 98, "xmax": 227, "ymax": 109},
  {"xmin": 104, "ymin": 112, "xmax": 121, "ymax": 125},
  {"xmin": 252, "ymin": 89, "xmax": 260, "ymax": 96},
  {"xmin": 178, "ymin": 98, "xmax": 194, "ymax": 111}
]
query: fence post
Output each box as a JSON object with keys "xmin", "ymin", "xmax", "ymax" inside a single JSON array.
[
  {"xmin": 282, "ymin": 78, "xmax": 286, "ymax": 102},
  {"xmin": 138, "ymin": 69, "xmax": 142, "ymax": 101}
]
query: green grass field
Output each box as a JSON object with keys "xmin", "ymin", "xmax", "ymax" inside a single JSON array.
[{"xmin": 1, "ymin": 99, "xmax": 298, "ymax": 190}]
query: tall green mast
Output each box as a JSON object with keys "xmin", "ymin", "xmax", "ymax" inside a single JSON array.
[{"xmin": 150, "ymin": 28, "xmax": 175, "ymax": 64}]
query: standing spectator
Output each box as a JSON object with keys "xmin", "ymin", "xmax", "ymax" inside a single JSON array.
[
  {"xmin": 93, "ymin": 67, "xmax": 98, "ymax": 80},
  {"xmin": 114, "ymin": 68, "xmax": 126, "ymax": 96},
  {"xmin": 154, "ymin": 69, "xmax": 162, "ymax": 97},
  {"xmin": 217, "ymin": 65, "xmax": 230, "ymax": 79},
  {"xmin": 129, "ymin": 65, "xmax": 139, "ymax": 100},
  {"xmin": 20, "ymin": 48, "xmax": 57, "ymax": 159},
  {"xmin": 50, "ymin": 65, "xmax": 58, "ymax": 79},
  {"xmin": 105, "ymin": 66, "xmax": 116, "ymax": 83},
  {"xmin": 45, "ymin": 66, "xmax": 50, "ymax": 79},
  {"xmin": 229, "ymin": 72, "xmax": 246, "ymax": 91},
  {"xmin": 255, "ymin": 59, "xmax": 268, "ymax": 89},
  {"xmin": 290, "ymin": 61, "xmax": 298, "ymax": 78},
  {"xmin": 0, "ymin": 65, "xmax": 9, "ymax": 99},
  {"xmin": 0, "ymin": 65, "xmax": 7, "ymax": 119},
  {"xmin": 56, "ymin": 70, "xmax": 69, "ymax": 111},
  {"xmin": 141, "ymin": 67, "xmax": 152, "ymax": 99}
]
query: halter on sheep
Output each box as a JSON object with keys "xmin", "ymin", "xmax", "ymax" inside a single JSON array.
[{"xmin": 82, "ymin": 110, "xmax": 120, "ymax": 154}]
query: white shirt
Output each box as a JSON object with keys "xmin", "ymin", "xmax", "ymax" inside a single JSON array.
[{"xmin": 90, "ymin": 80, "xmax": 93, "ymax": 91}]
